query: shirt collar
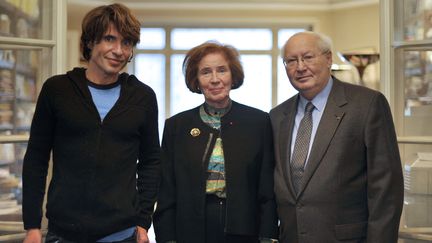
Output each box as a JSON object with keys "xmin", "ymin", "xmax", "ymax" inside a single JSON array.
[{"xmin": 299, "ymin": 76, "xmax": 333, "ymax": 113}]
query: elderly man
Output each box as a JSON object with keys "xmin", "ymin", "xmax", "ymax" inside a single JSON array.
[{"xmin": 270, "ymin": 31, "xmax": 403, "ymax": 243}]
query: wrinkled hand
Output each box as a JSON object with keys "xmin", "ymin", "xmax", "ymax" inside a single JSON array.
[
  {"xmin": 23, "ymin": 229, "xmax": 42, "ymax": 243},
  {"xmin": 136, "ymin": 226, "xmax": 149, "ymax": 243}
]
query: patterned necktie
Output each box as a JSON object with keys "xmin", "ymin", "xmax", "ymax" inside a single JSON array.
[{"xmin": 291, "ymin": 101, "xmax": 314, "ymax": 194}]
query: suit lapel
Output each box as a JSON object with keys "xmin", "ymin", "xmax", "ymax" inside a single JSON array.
[
  {"xmin": 296, "ymin": 79, "xmax": 347, "ymax": 197},
  {"xmin": 278, "ymin": 96, "xmax": 299, "ymax": 198}
]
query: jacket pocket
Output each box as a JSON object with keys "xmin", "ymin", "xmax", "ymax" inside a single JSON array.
[{"xmin": 335, "ymin": 221, "xmax": 367, "ymax": 240}]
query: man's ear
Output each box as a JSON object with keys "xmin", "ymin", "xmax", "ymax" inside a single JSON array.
[{"xmin": 128, "ymin": 51, "xmax": 134, "ymax": 62}]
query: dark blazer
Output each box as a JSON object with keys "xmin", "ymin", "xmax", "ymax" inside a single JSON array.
[
  {"xmin": 154, "ymin": 101, "xmax": 278, "ymax": 243},
  {"xmin": 269, "ymin": 78, "xmax": 404, "ymax": 243}
]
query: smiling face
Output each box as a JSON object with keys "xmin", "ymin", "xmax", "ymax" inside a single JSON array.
[
  {"xmin": 283, "ymin": 33, "xmax": 333, "ymax": 100},
  {"xmin": 86, "ymin": 23, "xmax": 133, "ymax": 84},
  {"xmin": 197, "ymin": 52, "xmax": 233, "ymax": 108}
]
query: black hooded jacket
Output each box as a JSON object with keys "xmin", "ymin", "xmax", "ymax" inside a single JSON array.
[{"xmin": 22, "ymin": 67, "xmax": 160, "ymax": 241}]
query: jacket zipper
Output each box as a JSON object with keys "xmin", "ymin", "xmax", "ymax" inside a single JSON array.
[
  {"xmin": 220, "ymin": 121, "xmax": 229, "ymax": 233},
  {"xmin": 202, "ymin": 133, "xmax": 214, "ymax": 164},
  {"xmin": 203, "ymin": 129, "xmax": 229, "ymax": 232}
]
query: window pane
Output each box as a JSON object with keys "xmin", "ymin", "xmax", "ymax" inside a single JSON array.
[
  {"xmin": 0, "ymin": 0, "xmax": 53, "ymax": 39},
  {"xmin": 277, "ymin": 56, "xmax": 298, "ymax": 105},
  {"xmin": 403, "ymin": 0, "xmax": 432, "ymax": 41},
  {"xmin": 170, "ymin": 54, "xmax": 203, "ymax": 116},
  {"xmin": 403, "ymin": 50, "xmax": 432, "ymax": 134},
  {"xmin": 0, "ymin": 141, "xmax": 26, "ymax": 223},
  {"xmin": 278, "ymin": 28, "xmax": 306, "ymax": 49},
  {"xmin": 171, "ymin": 28, "xmax": 272, "ymax": 50},
  {"xmin": 134, "ymin": 54, "xmax": 165, "ymax": 134},
  {"xmin": 277, "ymin": 28, "xmax": 305, "ymax": 105},
  {"xmin": 230, "ymin": 55, "xmax": 272, "ymax": 112},
  {"xmin": 0, "ymin": 49, "xmax": 41, "ymax": 134},
  {"xmin": 137, "ymin": 28, "xmax": 165, "ymax": 50}
]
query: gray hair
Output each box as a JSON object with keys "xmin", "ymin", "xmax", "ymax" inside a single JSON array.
[{"xmin": 281, "ymin": 31, "xmax": 333, "ymax": 57}]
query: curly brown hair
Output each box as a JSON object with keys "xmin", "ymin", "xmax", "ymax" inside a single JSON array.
[
  {"xmin": 80, "ymin": 3, "xmax": 141, "ymax": 61},
  {"xmin": 183, "ymin": 41, "xmax": 244, "ymax": 94}
]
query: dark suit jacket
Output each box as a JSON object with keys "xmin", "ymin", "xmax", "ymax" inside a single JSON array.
[
  {"xmin": 154, "ymin": 101, "xmax": 278, "ymax": 243},
  {"xmin": 269, "ymin": 78, "xmax": 404, "ymax": 243}
]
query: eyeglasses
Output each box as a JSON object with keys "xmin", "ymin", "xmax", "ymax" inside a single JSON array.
[{"xmin": 282, "ymin": 51, "xmax": 329, "ymax": 69}]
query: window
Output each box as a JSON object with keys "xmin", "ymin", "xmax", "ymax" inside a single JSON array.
[
  {"xmin": 171, "ymin": 28, "xmax": 273, "ymax": 50},
  {"xmin": 131, "ymin": 27, "xmax": 308, "ymax": 133}
]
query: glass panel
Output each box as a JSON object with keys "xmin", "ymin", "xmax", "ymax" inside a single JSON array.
[
  {"xmin": 0, "ymin": 0, "xmax": 52, "ymax": 39},
  {"xmin": 230, "ymin": 55, "xmax": 272, "ymax": 112},
  {"xmin": 134, "ymin": 54, "xmax": 166, "ymax": 135},
  {"xmin": 170, "ymin": 54, "xmax": 203, "ymax": 116},
  {"xmin": 137, "ymin": 28, "xmax": 165, "ymax": 50},
  {"xmin": 0, "ymin": 49, "xmax": 40, "ymax": 134},
  {"xmin": 277, "ymin": 56, "xmax": 298, "ymax": 105},
  {"xmin": 171, "ymin": 28, "xmax": 272, "ymax": 50},
  {"xmin": 403, "ymin": 50, "xmax": 432, "ymax": 131},
  {"xmin": 401, "ymin": 143, "xmax": 432, "ymax": 230},
  {"xmin": 0, "ymin": 141, "xmax": 25, "ymax": 235},
  {"xmin": 278, "ymin": 28, "xmax": 306, "ymax": 49},
  {"xmin": 403, "ymin": 0, "xmax": 432, "ymax": 41}
]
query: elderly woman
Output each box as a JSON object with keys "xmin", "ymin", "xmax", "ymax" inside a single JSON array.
[{"xmin": 153, "ymin": 41, "xmax": 278, "ymax": 243}]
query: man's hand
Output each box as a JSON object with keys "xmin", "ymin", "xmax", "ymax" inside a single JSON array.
[
  {"xmin": 23, "ymin": 229, "xmax": 42, "ymax": 243},
  {"xmin": 136, "ymin": 226, "xmax": 149, "ymax": 243}
]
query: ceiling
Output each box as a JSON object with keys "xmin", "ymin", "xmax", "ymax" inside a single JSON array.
[
  {"xmin": 67, "ymin": 0, "xmax": 378, "ymax": 11},
  {"xmin": 77, "ymin": 0, "xmax": 364, "ymax": 4},
  {"xmin": 67, "ymin": 0, "xmax": 378, "ymax": 27},
  {"xmin": 68, "ymin": 0, "xmax": 371, "ymax": 3}
]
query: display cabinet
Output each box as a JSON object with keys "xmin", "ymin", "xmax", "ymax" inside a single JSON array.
[
  {"xmin": 0, "ymin": 0, "xmax": 66, "ymax": 241},
  {"xmin": 381, "ymin": 0, "xmax": 432, "ymax": 242}
]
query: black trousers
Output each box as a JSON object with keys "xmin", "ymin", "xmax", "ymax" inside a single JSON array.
[
  {"xmin": 205, "ymin": 194, "xmax": 259, "ymax": 243},
  {"xmin": 44, "ymin": 230, "xmax": 136, "ymax": 243}
]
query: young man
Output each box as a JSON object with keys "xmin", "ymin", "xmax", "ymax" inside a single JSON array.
[
  {"xmin": 22, "ymin": 4, "xmax": 160, "ymax": 243},
  {"xmin": 270, "ymin": 31, "xmax": 403, "ymax": 242}
]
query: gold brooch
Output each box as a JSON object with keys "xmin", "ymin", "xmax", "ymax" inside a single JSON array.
[{"xmin": 190, "ymin": 128, "xmax": 200, "ymax": 137}]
